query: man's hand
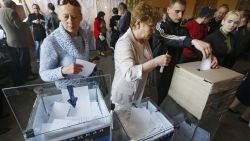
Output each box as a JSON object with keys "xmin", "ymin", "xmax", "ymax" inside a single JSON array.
[
  {"xmin": 61, "ymin": 64, "xmax": 83, "ymax": 75},
  {"xmin": 192, "ymin": 39, "xmax": 211, "ymax": 58}
]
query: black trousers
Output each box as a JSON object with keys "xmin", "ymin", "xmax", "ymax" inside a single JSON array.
[
  {"xmin": 156, "ymin": 62, "xmax": 176, "ymax": 105},
  {"xmin": 7, "ymin": 47, "xmax": 33, "ymax": 79}
]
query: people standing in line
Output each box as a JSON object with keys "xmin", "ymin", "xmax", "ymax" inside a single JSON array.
[
  {"xmin": 118, "ymin": 2, "xmax": 131, "ymax": 37},
  {"xmin": 152, "ymin": 0, "xmax": 218, "ymax": 105},
  {"xmin": 111, "ymin": 2, "xmax": 171, "ymax": 110},
  {"xmin": 182, "ymin": 6, "xmax": 215, "ymax": 63},
  {"xmin": 45, "ymin": 3, "xmax": 60, "ymax": 35},
  {"xmin": 39, "ymin": 0, "xmax": 99, "ymax": 89},
  {"xmin": 0, "ymin": 0, "xmax": 37, "ymax": 83},
  {"xmin": 205, "ymin": 11, "xmax": 240, "ymax": 68},
  {"xmin": 109, "ymin": 7, "xmax": 121, "ymax": 50},
  {"xmin": 27, "ymin": 3, "xmax": 46, "ymax": 62},
  {"xmin": 208, "ymin": 4, "xmax": 229, "ymax": 34}
]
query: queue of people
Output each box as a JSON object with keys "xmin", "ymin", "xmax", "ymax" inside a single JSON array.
[{"xmin": 1, "ymin": 0, "xmax": 250, "ymax": 135}]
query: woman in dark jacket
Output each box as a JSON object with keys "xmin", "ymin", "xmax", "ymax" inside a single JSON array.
[
  {"xmin": 27, "ymin": 4, "xmax": 46, "ymax": 61},
  {"xmin": 205, "ymin": 10, "xmax": 240, "ymax": 68}
]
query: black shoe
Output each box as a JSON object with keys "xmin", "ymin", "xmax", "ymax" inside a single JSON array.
[
  {"xmin": 228, "ymin": 108, "xmax": 241, "ymax": 114},
  {"xmin": 0, "ymin": 128, "xmax": 11, "ymax": 135},
  {"xmin": 238, "ymin": 116, "xmax": 249, "ymax": 124}
]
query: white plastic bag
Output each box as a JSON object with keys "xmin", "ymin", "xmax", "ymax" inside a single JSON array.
[{"xmin": 99, "ymin": 34, "xmax": 105, "ymax": 41}]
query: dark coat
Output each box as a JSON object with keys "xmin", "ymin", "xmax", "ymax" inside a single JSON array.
[
  {"xmin": 205, "ymin": 30, "xmax": 236, "ymax": 68},
  {"xmin": 151, "ymin": 16, "xmax": 194, "ymax": 104},
  {"xmin": 118, "ymin": 11, "xmax": 131, "ymax": 36},
  {"xmin": 208, "ymin": 18, "xmax": 221, "ymax": 34},
  {"xmin": 27, "ymin": 13, "xmax": 46, "ymax": 41},
  {"xmin": 233, "ymin": 26, "xmax": 250, "ymax": 58},
  {"xmin": 109, "ymin": 15, "xmax": 121, "ymax": 47},
  {"xmin": 236, "ymin": 70, "xmax": 250, "ymax": 106}
]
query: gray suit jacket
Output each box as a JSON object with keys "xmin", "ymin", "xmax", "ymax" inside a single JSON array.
[{"xmin": 0, "ymin": 7, "xmax": 29, "ymax": 48}]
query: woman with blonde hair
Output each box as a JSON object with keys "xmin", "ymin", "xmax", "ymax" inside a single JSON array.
[
  {"xmin": 205, "ymin": 10, "xmax": 240, "ymax": 68},
  {"xmin": 111, "ymin": 2, "xmax": 172, "ymax": 110}
]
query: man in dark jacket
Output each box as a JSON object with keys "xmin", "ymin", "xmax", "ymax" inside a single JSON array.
[
  {"xmin": 109, "ymin": 7, "xmax": 120, "ymax": 49},
  {"xmin": 208, "ymin": 4, "xmax": 229, "ymax": 34},
  {"xmin": 118, "ymin": 2, "xmax": 131, "ymax": 37},
  {"xmin": 0, "ymin": 0, "xmax": 36, "ymax": 82},
  {"xmin": 152, "ymin": 0, "xmax": 217, "ymax": 105}
]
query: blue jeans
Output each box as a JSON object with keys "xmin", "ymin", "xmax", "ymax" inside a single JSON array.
[{"xmin": 35, "ymin": 40, "xmax": 42, "ymax": 59}]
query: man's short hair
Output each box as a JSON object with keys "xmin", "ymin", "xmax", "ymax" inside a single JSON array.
[
  {"xmin": 218, "ymin": 4, "xmax": 229, "ymax": 11},
  {"xmin": 112, "ymin": 7, "xmax": 118, "ymax": 14},
  {"xmin": 3, "ymin": 0, "xmax": 16, "ymax": 8},
  {"xmin": 119, "ymin": 2, "xmax": 127, "ymax": 10},
  {"xmin": 169, "ymin": 0, "xmax": 186, "ymax": 6},
  {"xmin": 199, "ymin": 7, "xmax": 216, "ymax": 17}
]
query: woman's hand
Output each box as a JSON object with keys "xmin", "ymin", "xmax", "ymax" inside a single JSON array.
[
  {"xmin": 61, "ymin": 64, "xmax": 83, "ymax": 75},
  {"xmin": 154, "ymin": 54, "xmax": 172, "ymax": 67}
]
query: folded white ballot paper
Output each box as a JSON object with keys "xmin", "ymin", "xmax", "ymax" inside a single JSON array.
[
  {"xmin": 200, "ymin": 55, "xmax": 211, "ymax": 71},
  {"xmin": 76, "ymin": 59, "xmax": 96, "ymax": 77}
]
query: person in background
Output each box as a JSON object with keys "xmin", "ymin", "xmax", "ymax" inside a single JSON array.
[
  {"xmin": 205, "ymin": 10, "xmax": 240, "ymax": 68},
  {"xmin": 152, "ymin": 0, "xmax": 217, "ymax": 105},
  {"xmin": 39, "ymin": 0, "xmax": 99, "ymax": 89},
  {"xmin": 0, "ymin": 0, "xmax": 36, "ymax": 82},
  {"xmin": 208, "ymin": 4, "xmax": 229, "ymax": 34},
  {"xmin": 229, "ymin": 70, "xmax": 250, "ymax": 124},
  {"xmin": 111, "ymin": 2, "xmax": 171, "ymax": 110},
  {"xmin": 27, "ymin": 3, "xmax": 46, "ymax": 62},
  {"xmin": 94, "ymin": 11, "xmax": 108, "ymax": 56},
  {"xmin": 182, "ymin": 6, "xmax": 215, "ymax": 63},
  {"xmin": 45, "ymin": 3, "xmax": 60, "ymax": 35},
  {"xmin": 118, "ymin": 2, "xmax": 131, "ymax": 37},
  {"xmin": 233, "ymin": 10, "xmax": 250, "ymax": 60},
  {"xmin": 109, "ymin": 7, "xmax": 121, "ymax": 50}
]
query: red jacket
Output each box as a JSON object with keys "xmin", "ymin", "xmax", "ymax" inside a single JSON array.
[
  {"xmin": 94, "ymin": 18, "xmax": 101, "ymax": 39},
  {"xmin": 184, "ymin": 19, "xmax": 208, "ymax": 58},
  {"xmin": 94, "ymin": 18, "xmax": 106, "ymax": 39}
]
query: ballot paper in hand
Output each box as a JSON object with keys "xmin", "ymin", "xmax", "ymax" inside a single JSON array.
[
  {"xmin": 76, "ymin": 59, "xmax": 96, "ymax": 77},
  {"xmin": 200, "ymin": 55, "xmax": 211, "ymax": 71}
]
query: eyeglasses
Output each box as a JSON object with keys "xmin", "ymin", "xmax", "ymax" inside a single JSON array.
[{"xmin": 57, "ymin": 0, "xmax": 80, "ymax": 7}]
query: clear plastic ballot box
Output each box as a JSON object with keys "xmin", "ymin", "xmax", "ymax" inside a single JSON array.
[
  {"xmin": 113, "ymin": 98, "xmax": 175, "ymax": 141},
  {"xmin": 2, "ymin": 75, "xmax": 112, "ymax": 141}
]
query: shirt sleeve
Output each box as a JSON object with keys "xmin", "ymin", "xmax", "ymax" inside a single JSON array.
[
  {"xmin": 39, "ymin": 39, "xmax": 65, "ymax": 82},
  {"xmin": 155, "ymin": 22, "xmax": 193, "ymax": 48}
]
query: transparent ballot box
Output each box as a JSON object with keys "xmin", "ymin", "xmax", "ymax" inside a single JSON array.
[
  {"xmin": 113, "ymin": 98, "xmax": 174, "ymax": 141},
  {"xmin": 2, "ymin": 75, "xmax": 112, "ymax": 141}
]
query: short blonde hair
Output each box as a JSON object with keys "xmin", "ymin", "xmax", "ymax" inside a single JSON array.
[
  {"xmin": 131, "ymin": 2, "xmax": 161, "ymax": 27},
  {"xmin": 223, "ymin": 10, "xmax": 240, "ymax": 20}
]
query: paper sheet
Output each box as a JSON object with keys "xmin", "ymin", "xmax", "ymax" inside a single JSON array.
[
  {"xmin": 76, "ymin": 59, "xmax": 96, "ymax": 77},
  {"xmin": 48, "ymin": 102, "xmax": 70, "ymax": 123},
  {"xmin": 0, "ymin": 29, "xmax": 4, "ymax": 39},
  {"xmin": 200, "ymin": 55, "xmax": 211, "ymax": 71}
]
